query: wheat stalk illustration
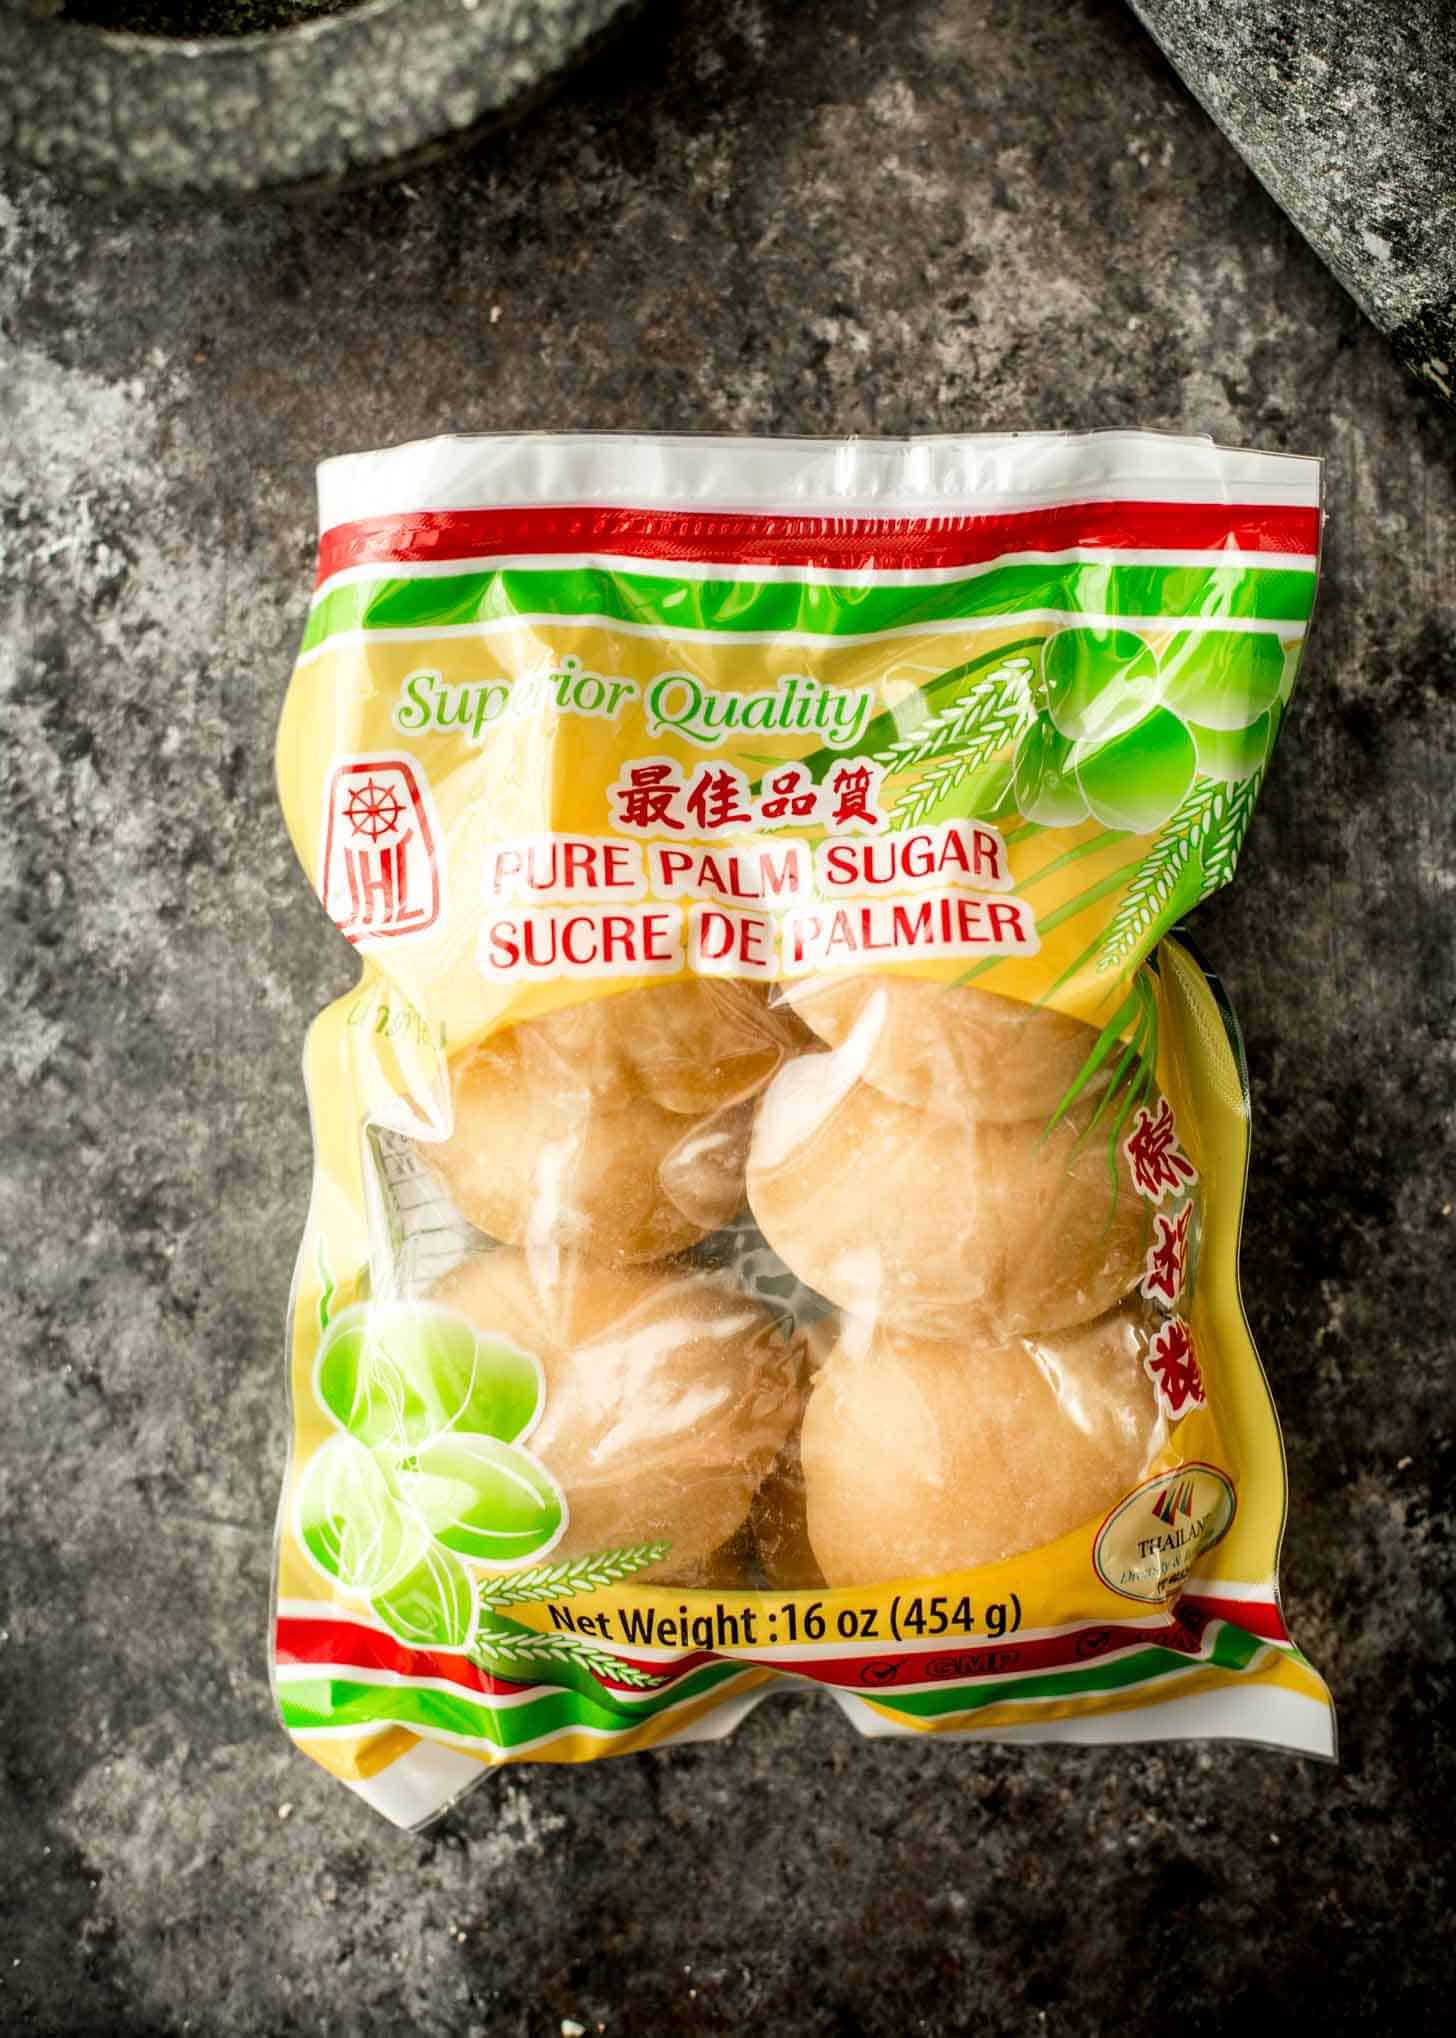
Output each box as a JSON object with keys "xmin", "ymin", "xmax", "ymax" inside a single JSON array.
[
  {"xmin": 1096, "ymin": 780, "xmax": 1226, "ymax": 972},
  {"xmin": 479, "ymin": 1543, "xmax": 669, "ymax": 1608},
  {"xmin": 1198, "ymin": 767, "xmax": 1265, "ymax": 892},
  {"xmin": 875, "ymin": 658, "xmax": 1035, "ymax": 774},
  {"xmin": 877, "ymin": 659, "xmax": 1036, "ymax": 829},
  {"xmin": 470, "ymin": 1625, "xmax": 667, "ymax": 1691},
  {"xmin": 467, "ymin": 1541, "xmax": 673, "ymax": 1692},
  {"xmin": 888, "ymin": 751, "xmax": 992, "ymax": 828}
]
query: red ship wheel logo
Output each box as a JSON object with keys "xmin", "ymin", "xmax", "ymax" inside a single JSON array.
[
  {"xmin": 320, "ymin": 756, "xmax": 442, "ymax": 944},
  {"xmin": 343, "ymin": 776, "xmax": 407, "ymax": 842}
]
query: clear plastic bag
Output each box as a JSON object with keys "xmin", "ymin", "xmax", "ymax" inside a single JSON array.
[{"xmin": 274, "ymin": 431, "xmax": 1333, "ymax": 1826}]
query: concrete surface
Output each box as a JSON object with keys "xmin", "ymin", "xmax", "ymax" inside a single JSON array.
[{"xmin": 0, "ymin": 1, "xmax": 1452, "ymax": 2032}]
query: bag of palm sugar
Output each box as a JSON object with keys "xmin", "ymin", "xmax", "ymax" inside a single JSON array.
[{"xmin": 273, "ymin": 430, "xmax": 1333, "ymax": 1826}]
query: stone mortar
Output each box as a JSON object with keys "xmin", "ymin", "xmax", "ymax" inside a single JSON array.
[{"xmin": 0, "ymin": 0, "xmax": 641, "ymax": 197}]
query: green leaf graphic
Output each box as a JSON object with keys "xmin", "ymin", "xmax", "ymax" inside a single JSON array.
[
  {"xmin": 314, "ymin": 1236, "xmax": 336, "ymax": 1334},
  {"xmin": 315, "ymin": 1303, "xmax": 542, "ymax": 1450},
  {"xmin": 1044, "ymin": 627, "xmax": 1161, "ymax": 743},
  {"xmin": 1074, "ymin": 708, "xmax": 1198, "ymax": 833},
  {"xmin": 372, "ymin": 1542, "xmax": 477, "ymax": 1650},
  {"xmin": 1044, "ymin": 968, "xmax": 1160, "ymax": 1206},
  {"xmin": 398, "ymin": 1433, "xmax": 566, "ymax": 1568},
  {"xmin": 296, "ymin": 1435, "xmax": 419, "ymax": 1594}
]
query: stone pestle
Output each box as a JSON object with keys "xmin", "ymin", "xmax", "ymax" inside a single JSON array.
[{"xmin": 1129, "ymin": 0, "xmax": 1456, "ymax": 409}]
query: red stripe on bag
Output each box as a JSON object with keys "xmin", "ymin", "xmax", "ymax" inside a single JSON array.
[
  {"xmin": 1181, "ymin": 1593, "xmax": 1290, "ymax": 1643},
  {"xmin": 274, "ymin": 1614, "xmax": 717, "ymax": 1696},
  {"xmin": 277, "ymin": 1615, "xmax": 529, "ymax": 1696},
  {"xmin": 314, "ymin": 502, "xmax": 1321, "ymax": 585}
]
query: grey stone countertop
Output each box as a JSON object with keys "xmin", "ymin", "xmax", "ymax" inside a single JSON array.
[{"xmin": 1, "ymin": 1, "xmax": 1452, "ymax": 2031}]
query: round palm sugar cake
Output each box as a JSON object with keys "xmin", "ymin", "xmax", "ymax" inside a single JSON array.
[
  {"xmin": 424, "ymin": 1036, "xmax": 751, "ymax": 1263},
  {"xmin": 749, "ymin": 1428, "xmax": 825, "ymax": 1590},
  {"xmin": 746, "ymin": 1048, "xmax": 1148, "ymax": 1343},
  {"xmin": 433, "ymin": 1250, "xmax": 801, "ymax": 1579},
  {"xmin": 513, "ymin": 979, "xmax": 796, "ymax": 1115},
  {"xmin": 800, "ymin": 1307, "xmax": 1167, "ymax": 1585},
  {"xmin": 781, "ymin": 974, "xmax": 1097, "ymax": 1121}
]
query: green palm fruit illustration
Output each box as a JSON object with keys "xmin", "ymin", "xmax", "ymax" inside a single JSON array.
[
  {"xmin": 299, "ymin": 1298, "xmax": 564, "ymax": 1646},
  {"xmin": 1187, "ymin": 711, "xmax": 1273, "ymax": 783},
  {"xmin": 1043, "ymin": 627, "xmax": 1162, "ymax": 743},
  {"xmin": 314, "ymin": 1301, "xmax": 542, "ymax": 1451},
  {"xmin": 1012, "ymin": 717, "xmax": 1090, "ymax": 825},
  {"xmin": 296, "ymin": 1433, "xmax": 420, "ymax": 1595},
  {"xmin": 371, "ymin": 1542, "xmax": 477, "ymax": 1650},
  {"xmin": 1074, "ymin": 708, "xmax": 1198, "ymax": 832},
  {"xmin": 397, "ymin": 1432, "xmax": 566, "ymax": 1568},
  {"xmin": 1157, "ymin": 630, "xmax": 1285, "ymax": 730}
]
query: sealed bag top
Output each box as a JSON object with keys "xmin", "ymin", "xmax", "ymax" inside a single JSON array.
[{"xmin": 274, "ymin": 432, "xmax": 1331, "ymax": 1827}]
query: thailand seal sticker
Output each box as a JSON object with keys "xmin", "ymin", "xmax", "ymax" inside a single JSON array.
[{"xmin": 1093, "ymin": 1462, "xmax": 1237, "ymax": 1603}]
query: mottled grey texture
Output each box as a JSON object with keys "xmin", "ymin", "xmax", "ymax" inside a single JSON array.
[
  {"xmin": 1130, "ymin": 0, "xmax": 1456, "ymax": 405},
  {"xmin": 0, "ymin": 0, "xmax": 639, "ymax": 195},
  {"xmin": 53, "ymin": 2, "xmax": 358, "ymax": 32},
  {"xmin": 1, "ymin": 1, "xmax": 1453, "ymax": 2031}
]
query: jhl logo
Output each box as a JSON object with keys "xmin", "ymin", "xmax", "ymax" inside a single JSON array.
[
  {"xmin": 319, "ymin": 754, "xmax": 443, "ymax": 945},
  {"xmin": 1152, "ymin": 1477, "xmax": 1197, "ymax": 1527}
]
